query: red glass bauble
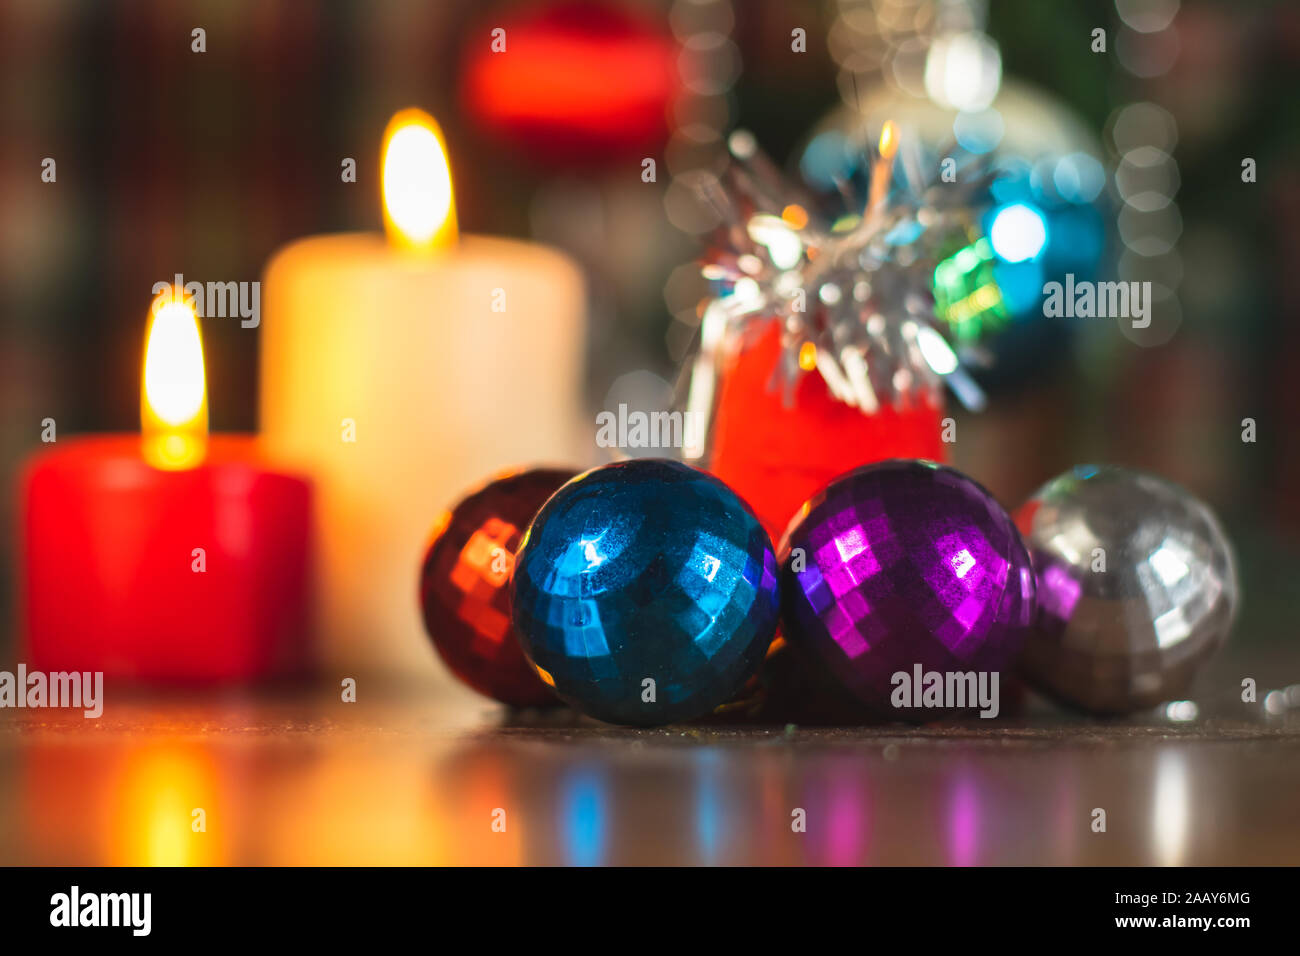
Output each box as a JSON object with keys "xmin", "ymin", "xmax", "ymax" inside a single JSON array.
[
  {"xmin": 419, "ymin": 467, "xmax": 575, "ymax": 706},
  {"xmin": 708, "ymin": 326, "xmax": 947, "ymax": 542},
  {"xmin": 460, "ymin": 1, "xmax": 679, "ymax": 164}
]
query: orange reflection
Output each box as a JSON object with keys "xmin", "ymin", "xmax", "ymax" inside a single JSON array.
[
  {"xmin": 451, "ymin": 517, "xmax": 518, "ymax": 648},
  {"xmin": 21, "ymin": 741, "xmax": 226, "ymax": 865},
  {"xmin": 110, "ymin": 744, "xmax": 224, "ymax": 866},
  {"xmin": 259, "ymin": 745, "xmax": 526, "ymax": 865},
  {"xmin": 441, "ymin": 748, "xmax": 524, "ymax": 865},
  {"xmin": 260, "ymin": 751, "xmax": 448, "ymax": 865}
]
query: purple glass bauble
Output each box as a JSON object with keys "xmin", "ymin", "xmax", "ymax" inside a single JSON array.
[{"xmin": 779, "ymin": 459, "xmax": 1036, "ymax": 720}]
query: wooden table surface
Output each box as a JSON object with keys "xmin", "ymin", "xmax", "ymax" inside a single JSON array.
[{"xmin": 3, "ymin": 655, "xmax": 1298, "ymax": 866}]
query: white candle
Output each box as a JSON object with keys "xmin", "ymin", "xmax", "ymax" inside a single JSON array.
[{"xmin": 260, "ymin": 109, "xmax": 586, "ymax": 676}]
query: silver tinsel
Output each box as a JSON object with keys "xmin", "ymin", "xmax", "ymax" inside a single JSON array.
[{"xmin": 683, "ymin": 124, "xmax": 996, "ymax": 456}]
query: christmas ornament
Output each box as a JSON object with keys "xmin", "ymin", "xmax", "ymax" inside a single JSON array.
[
  {"xmin": 780, "ymin": 459, "xmax": 1035, "ymax": 720},
  {"xmin": 803, "ymin": 114, "xmax": 1106, "ymax": 389},
  {"xmin": 806, "ymin": 0, "xmax": 1110, "ymax": 391},
  {"xmin": 419, "ymin": 467, "xmax": 575, "ymax": 707},
  {"xmin": 1014, "ymin": 465, "xmax": 1239, "ymax": 715},
  {"xmin": 684, "ymin": 122, "xmax": 994, "ymax": 540},
  {"xmin": 460, "ymin": 1, "xmax": 678, "ymax": 164},
  {"xmin": 511, "ymin": 459, "xmax": 779, "ymax": 726},
  {"xmin": 689, "ymin": 122, "xmax": 993, "ymax": 416}
]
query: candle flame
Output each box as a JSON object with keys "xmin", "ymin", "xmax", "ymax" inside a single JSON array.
[
  {"xmin": 141, "ymin": 288, "xmax": 208, "ymax": 470},
  {"xmin": 381, "ymin": 108, "xmax": 458, "ymax": 253},
  {"xmin": 867, "ymin": 119, "xmax": 900, "ymax": 218},
  {"xmin": 878, "ymin": 120, "xmax": 899, "ymax": 161}
]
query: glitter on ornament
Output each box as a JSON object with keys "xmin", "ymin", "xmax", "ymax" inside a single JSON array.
[
  {"xmin": 780, "ymin": 459, "xmax": 1035, "ymax": 720},
  {"xmin": 510, "ymin": 459, "xmax": 779, "ymax": 726},
  {"xmin": 419, "ymin": 467, "xmax": 575, "ymax": 707},
  {"xmin": 1015, "ymin": 465, "xmax": 1239, "ymax": 715}
]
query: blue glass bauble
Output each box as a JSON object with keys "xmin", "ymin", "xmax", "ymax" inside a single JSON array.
[{"xmin": 510, "ymin": 459, "xmax": 779, "ymax": 726}]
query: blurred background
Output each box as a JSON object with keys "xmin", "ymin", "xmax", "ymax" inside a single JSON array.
[{"xmin": 1, "ymin": 0, "xmax": 1297, "ymax": 669}]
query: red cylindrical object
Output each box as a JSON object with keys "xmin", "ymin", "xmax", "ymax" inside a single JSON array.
[
  {"xmin": 20, "ymin": 436, "xmax": 312, "ymax": 682},
  {"xmin": 708, "ymin": 327, "xmax": 947, "ymax": 542}
]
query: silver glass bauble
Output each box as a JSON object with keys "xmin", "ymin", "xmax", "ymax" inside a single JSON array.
[{"xmin": 1014, "ymin": 465, "xmax": 1238, "ymax": 715}]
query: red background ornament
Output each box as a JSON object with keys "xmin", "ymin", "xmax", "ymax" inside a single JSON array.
[{"xmin": 461, "ymin": 1, "xmax": 679, "ymax": 165}]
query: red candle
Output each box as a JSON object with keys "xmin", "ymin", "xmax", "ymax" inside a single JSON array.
[{"xmin": 19, "ymin": 292, "xmax": 311, "ymax": 682}]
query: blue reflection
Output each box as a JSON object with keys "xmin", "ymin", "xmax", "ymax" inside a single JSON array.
[
  {"xmin": 560, "ymin": 768, "xmax": 607, "ymax": 867},
  {"xmin": 694, "ymin": 751, "xmax": 723, "ymax": 864}
]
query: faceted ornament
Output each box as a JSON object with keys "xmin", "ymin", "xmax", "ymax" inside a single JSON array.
[
  {"xmin": 780, "ymin": 459, "xmax": 1035, "ymax": 720},
  {"xmin": 1015, "ymin": 465, "xmax": 1238, "ymax": 715},
  {"xmin": 511, "ymin": 459, "xmax": 779, "ymax": 726},
  {"xmin": 419, "ymin": 467, "xmax": 575, "ymax": 707}
]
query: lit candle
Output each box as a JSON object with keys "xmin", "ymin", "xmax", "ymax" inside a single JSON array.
[
  {"xmin": 20, "ymin": 290, "xmax": 312, "ymax": 682},
  {"xmin": 260, "ymin": 109, "xmax": 585, "ymax": 675}
]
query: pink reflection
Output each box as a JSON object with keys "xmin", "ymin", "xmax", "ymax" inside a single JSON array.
[
  {"xmin": 824, "ymin": 768, "xmax": 870, "ymax": 866},
  {"xmin": 947, "ymin": 775, "xmax": 979, "ymax": 867}
]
